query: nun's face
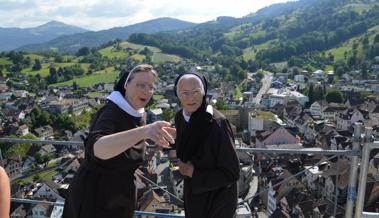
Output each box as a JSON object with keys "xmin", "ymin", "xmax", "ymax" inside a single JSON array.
[
  {"xmin": 177, "ymin": 77, "xmax": 204, "ymax": 116},
  {"xmin": 125, "ymin": 71, "xmax": 156, "ymax": 110}
]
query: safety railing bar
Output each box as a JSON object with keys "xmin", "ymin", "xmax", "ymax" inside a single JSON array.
[
  {"xmin": 0, "ymin": 138, "xmax": 360, "ymax": 156},
  {"xmin": 10, "ymin": 198, "xmax": 185, "ymax": 217},
  {"xmin": 236, "ymin": 147, "xmax": 359, "ymax": 156}
]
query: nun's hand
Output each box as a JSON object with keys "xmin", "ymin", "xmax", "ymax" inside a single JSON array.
[
  {"xmin": 178, "ymin": 161, "xmax": 194, "ymax": 178},
  {"xmin": 147, "ymin": 121, "xmax": 176, "ymax": 147}
]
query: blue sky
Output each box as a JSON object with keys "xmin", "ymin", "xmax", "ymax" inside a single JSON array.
[{"xmin": 0, "ymin": 0, "xmax": 294, "ymax": 31}]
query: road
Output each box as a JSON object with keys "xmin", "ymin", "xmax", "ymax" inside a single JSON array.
[{"xmin": 253, "ymin": 72, "xmax": 273, "ymax": 106}]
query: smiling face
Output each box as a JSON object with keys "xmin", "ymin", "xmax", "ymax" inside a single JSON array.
[
  {"xmin": 177, "ymin": 77, "xmax": 204, "ymax": 116},
  {"xmin": 124, "ymin": 71, "xmax": 157, "ymax": 110}
]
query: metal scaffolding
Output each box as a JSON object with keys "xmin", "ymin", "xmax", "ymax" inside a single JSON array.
[{"xmin": 1, "ymin": 123, "xmax": 379, "ymax": 217}]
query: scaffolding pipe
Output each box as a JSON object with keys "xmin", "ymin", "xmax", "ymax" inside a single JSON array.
[
  {"xmin": 355, "ymin": 127, "xmax": 373, "ymax": 218},
  {"xmin": 345, "ymin": 123, "xmax": 362, "ymax": 218}
]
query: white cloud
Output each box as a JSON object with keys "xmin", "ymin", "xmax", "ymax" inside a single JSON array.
[{"xmin": 0, "ymin": 0, "xmax": 294, "ymax": 30}]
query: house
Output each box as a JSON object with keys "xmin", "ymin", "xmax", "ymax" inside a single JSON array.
[
  {"xmin": 17, "ymin": 124, "xmax": 29, "ymax": 136},
  {"xmin": 138, "ymin": 190, "xmax": 166, "ymax": 217},
  {"xmin": 70, "ymin": 99, "xmax": 88, "ymax": 115},
  {"xmin": 0, "ymin": 83, "xmax": 8, "ymax": 92},
  {"xmin": 50, "ymin": 200, "xmax": 64, "ymax": 218},
  {"xmin": 321, "ymin": 104, "xmax": 347, "ymax": 121},
  {"xmin": 275, "ymin": 170, "xmax": 306, "ymax": 201},
  {"xmin": 269, "ymin": 93, "xmax": 289, "ymax": 108},
  {"xmin": 22, "ymin": 156, "xmax": 36, "ymax": 171},
  {"xmin": 310, "ymin": 100, "xmax": 328, "ymax": 118},
  {"xmin": 235, "ymin": 200, "xmax": 253, "ymax": 218},
  {"xmin": 169, "ymin": 166, "xmax": 184, "ymax": 200},
  {"xmin": 28, "ymin": 204, "xmax": 52, "ymax": 218},
  {"xmin": 13, "ymin": 90, "xmax": 28, "ymax": 98},
  {"xmin": 10, "ymin": 203, "xmax": 28, "ymax": 218},
  {"xmin": 48, "ymin": 100, "xmax": 70, "ymax": 114},
  {"xmin": 248, "ymin": 111, "xmax": 282, "ymax": 137},
  {"xmin": 4, "ymin": 156, "xmax": 22, "ymax": 179},
  {"xmin": 33, "ymin": 180, "xmax": 64, "ymax": 201},
  {"xmin": 294, "ymin": 74, "xmax": 305, "ymax": 83},
  {"xmin": 336, "ymin": 112, "xmax": 352, "ymax": 131},
  {"xmin": 289, "ymin": 91, "xmax": 309, "ymax": 107},
  {"xmin": 337, "ymin": 108, "xmax": 370, "ymax": 130},
  {"xmin": 312, "ymin": 70, "xmax": 325, "ymax": 80},
  {"xmin": 0, "ymin": 92, "xmax": 12, "ymax": 102},
  {"xmin": 38, "ymin": 144, "xmax": 56, "ymax": 156},
  {"xmin": 62, "ymin": 159, "xmax": 80, "ymax": 174},
  {"xmin": 34, "ymin": 125, "xmax": 54, "ymax": 140},
  {"xmin": 255, "ymin": 127, "xmax": 299, "ymax": 149}
]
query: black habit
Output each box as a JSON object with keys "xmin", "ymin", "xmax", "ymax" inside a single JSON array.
[
  {"xmin": 63, "ymin": 101, "xmax": 145, "ymax": 218},
  {"xmin": 175, "ymin": 107, "xmax": 240, "ymax": 218}
]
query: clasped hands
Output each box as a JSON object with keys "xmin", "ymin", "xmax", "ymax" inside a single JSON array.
[{"xmin": 178, "ymin": 161, "xmax": 194, "ymax": 178}]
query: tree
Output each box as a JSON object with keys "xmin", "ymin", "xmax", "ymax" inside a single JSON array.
[
  {"xmin": 35, "ymin": 153, "xmax": 52, "ymax": 167},
  {"xmin": 72, "ymin": 81, "xmax": 78, "ymax": 90},
  {"xmin": 161, "ymin": 108, "xmax": 174, "ymax": 122},
  {"xmin": 32, "ymin": 59, "xmax": 42, "ymax": 71},
  {"xmin": 306, "ymin": 84, "xmax": 315, "ymax": 107},
  {"xmin": 325, "ymin": 89, "xmax": 344, "ymax": 103},
  {"xmin": 314, "ymin": 85, "xmax": 325, "ymax": 101},
  {"xmin": 47, "ymin": 66, "xmax": 58, "ymax": 84},
  {"xmin": 361, "ymin": 62, "xmax": 368, "ymax": 79},
  {"xmin": 214, "ymin": 99, "xmax": 228, "ymax": 110},
  {"xmin": 76, "ymin": 47, "xmax": 90, "ymax": 57},
  {"xmin": 33, "ymin": 174, "xmax": 42, "ymax": 182}
]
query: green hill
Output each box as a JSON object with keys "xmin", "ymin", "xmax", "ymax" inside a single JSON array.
[{"xmin": 127, "ymin": 0, "xmax": 379, "ymax": 70}]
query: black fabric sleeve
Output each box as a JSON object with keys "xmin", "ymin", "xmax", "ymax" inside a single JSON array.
[
  {"xmin": 190, "ymin": 119, "xmax": 240, "ymax": 194},
  {"xmin": 85, "ymin": 106, "xmax": 120, "ymax": 162}
]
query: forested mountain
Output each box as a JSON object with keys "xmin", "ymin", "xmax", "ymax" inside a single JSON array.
[
  {"xmin": 128, "ymin": 0, "xmax": 379, "ymax": 69},
  {"xmin": 16, "ymin": 18, "xmax": 196, "ymax": 53},
  {"xmin": 0, "ymin": 21, "xmax": 87, "ymax": 51}
]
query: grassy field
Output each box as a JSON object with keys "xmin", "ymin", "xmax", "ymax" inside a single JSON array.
[
  {"xmin": 51, "ymin": 67, "xmax": 118, "ymax": 88},
  {"xmin": 86, "ymin": 91, "xmax": 107, "ymax": 98},
  {"xmin": 243, "ymin": 39, "xmax": 277, "ymax": 61},
  {"xmin": 24, "ymin": 54, "xmax": 44, "ymax": 61},
  {"xmin": 20, "ymin": 169, "xmax": 58, "ymax": 183},
  {"xmin": 99, "ymin": 41, "xmax": 181, "ymax": 63},
  {"xmin": 99, "ymin": 47, "xmax": 129, "ymax": 59},
  {"xmin": 22, "ymin": 64, "xmax": 51, "ymax": 77},
  {"xmin": 152, "ymin": 52, "xmax": 181, "ymax": 63},
  {"xmin": 0, "ymin": 58, "xmax": 11, "ymax": 65},
  {"xmin": 21, "ymin": 63, "xmax": 89, "ymax": 77},
  {"xmin": 327, "ymin": 25, "xmax": 379, "ymax": 61}
]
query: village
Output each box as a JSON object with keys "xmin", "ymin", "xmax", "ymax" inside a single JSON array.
[{"xmin": 1, "ymin": 53, "xmax": 379, "ymax": 217}]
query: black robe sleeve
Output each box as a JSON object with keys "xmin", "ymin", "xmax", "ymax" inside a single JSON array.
[{"xmin": 190, "ymin": 119, "xmax": 240, "ymax": 194}]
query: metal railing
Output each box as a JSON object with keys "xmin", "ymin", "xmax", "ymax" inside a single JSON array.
[
  {"xmin": 1, "ymin": 124, "xmax": 378, "ymax": 218},
  {"xmin": 11, "ymin": 198, "xmax": 185, "ymax": 217}
]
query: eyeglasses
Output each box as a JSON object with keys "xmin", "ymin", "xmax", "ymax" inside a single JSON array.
[
  {"xmin": 178, "ymin": 89, "xmax": 202, "ymax": 98},
  {"xmin": 136, "ymin": 82, "xmax": 156, "ymax": 92}
]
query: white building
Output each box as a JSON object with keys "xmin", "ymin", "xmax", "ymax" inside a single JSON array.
[{"xmin": 289, "ymin": 91, "xmax": 309, "ymax": 107}]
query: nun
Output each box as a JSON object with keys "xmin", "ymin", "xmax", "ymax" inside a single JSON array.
[
  {"xmin": 173, "ymin": 73, "xmax": 240, "ymax": 218},
  {"xmin": 63, "ymin": 64, "xmax": 176, "ymax": 218}
]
